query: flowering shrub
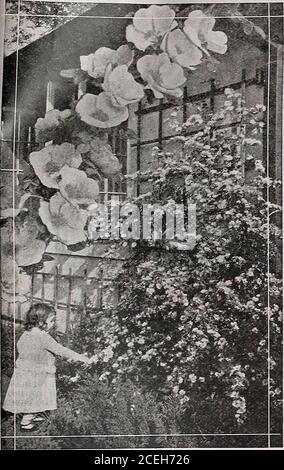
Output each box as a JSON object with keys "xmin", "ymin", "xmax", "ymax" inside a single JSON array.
[{"xmin": 71, "ymin": 90, "xmax": 282, "ymax": 434}]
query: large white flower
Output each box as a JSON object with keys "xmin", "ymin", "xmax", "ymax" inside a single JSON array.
[
  {"xmin": 76, "ymin": 92, "xmax": 128, "ymax": 128},
  {"xmin": 29, "ymin": 143, "xmax": 82, "ymax": 189},
  {"xmin": 16, "ymin": 217, "xmax": 47, "ymax": 267},
  {"xmin": 137, "ymin": 53, "xmax": 186, "ymax": 99},
  {"xmin": 58, "ymin": 166, "xmax": 100, "ymax": 206},
  {"xmin": 80, "ymin": 45, "xmax": 134, "ymax": 79},
  {"xmin": 184, "ymin": 10, "xmax": 228, "ymax": 54},
  {"xmin": 103, "ymin": 65, "xmax": 144, "ymax": 107},
  {"xmin": 126, "ymin": 5, "xmax": 177, "ymax": 51},
  {"xmin": 1, "ymin": 217, "xmax": 47, "ymax": 267},
  {"xmin": 161, "ymin": 29, "xmax": 203, "ymax": 69},
  {"xmin": 80, "ymin": 47, "xmax": 114, "ymax": 79},
  {"xmin": 39, "ymin": 193, "xmax": 88, "ymax": 245}
]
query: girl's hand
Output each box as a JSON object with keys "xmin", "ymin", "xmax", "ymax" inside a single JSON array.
[{"xmin": 80, "ymin": 355, "xmax": 92, "ymax": 365}]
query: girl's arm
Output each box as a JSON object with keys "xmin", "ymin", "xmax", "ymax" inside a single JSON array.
[{"xmin": 42, "ymin": 332, "xmax": 90, "ymax": 363}]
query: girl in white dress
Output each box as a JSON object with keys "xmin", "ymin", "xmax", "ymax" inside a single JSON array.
[{"xmin": 3, "ymin": 303, "xmax": 91, "ymax": 430}]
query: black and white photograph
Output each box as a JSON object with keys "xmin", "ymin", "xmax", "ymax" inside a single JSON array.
[{"xmin": 0, "ymin": 0, "xmax": 283, "ymax": 452}]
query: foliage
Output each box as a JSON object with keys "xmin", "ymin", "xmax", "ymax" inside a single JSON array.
[{"xmin": 63, "ymin": 90, "xmax": 282, "ymax": 434}]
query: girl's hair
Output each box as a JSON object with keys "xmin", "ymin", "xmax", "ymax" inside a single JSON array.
[{"xmin": 24, "ymin": 303, "xmax": 55, "ymax": 331}]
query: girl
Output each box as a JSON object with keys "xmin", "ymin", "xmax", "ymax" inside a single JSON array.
[{"xmin": 3, "ymin": 302, "xmax": 91, "ymax": 430}]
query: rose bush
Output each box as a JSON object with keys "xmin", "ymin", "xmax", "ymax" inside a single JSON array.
[
  {"xmin": 1, "ymin": 5, "xmax": 280, "ymax": 447},
  {"xmin": 70, "ymin": 91, "xmax": 281, "ymax": 436}
]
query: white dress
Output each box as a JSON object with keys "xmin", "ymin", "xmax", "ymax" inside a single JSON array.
[{"xmin": 3, "ymin": 327, "xmax": 82, "ymax": 414}]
